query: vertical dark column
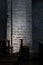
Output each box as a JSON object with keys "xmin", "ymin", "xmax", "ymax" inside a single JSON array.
[
  {"xmin": 19, "ymin": 39, "xmax": 23, "ymax": 55},
  {"xmin": 11, "ymin": 0, "xmax": 12, "ymax": 46},
  {"xmin": 20, "ymin": 39, "xmax": 23, "ymax": 48},
  {"xmin": 5, "ymin": 0, "xmax": 7, "ymax": 39}
]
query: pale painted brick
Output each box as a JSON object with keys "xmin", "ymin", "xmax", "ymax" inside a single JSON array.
[{"xmin": 7, "ymin": 0, "xmax": 32, "ymax": 53}]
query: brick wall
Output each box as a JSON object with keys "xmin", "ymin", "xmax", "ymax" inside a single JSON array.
[{"xmin": 7, "ymin": 0, "xmax": 32, "ymax": 53}]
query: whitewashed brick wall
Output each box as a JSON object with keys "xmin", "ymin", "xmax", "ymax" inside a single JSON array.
[{"xmin": 7, "ymin": 0, "xmax": 32, "ymax": 53}]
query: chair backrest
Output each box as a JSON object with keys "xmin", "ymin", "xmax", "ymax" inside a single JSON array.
[
  {"xmin": 20, "ymin": 39, "xmax": 23, "ymax": 52},
  {"xmin": 0, "ymin": 39, "xmax": 10, "ymax": 55}
]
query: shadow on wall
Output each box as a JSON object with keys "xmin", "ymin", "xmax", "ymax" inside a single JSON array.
[
  {"xmin": 0, "ymin": 0, "xmax": 7, "ymax": 39},
  {"xmin": 32, "ymin": 0, "xmax": 43, "ymax": 53}
]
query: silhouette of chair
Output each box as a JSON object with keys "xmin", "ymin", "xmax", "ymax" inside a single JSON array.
[
  {"xmin": 0, "ymin": 39, "xmax": 10, "ymax": 56},
  {"xmin": 15, "ymin": 39, "xmax": 29, "ymax": 65}
]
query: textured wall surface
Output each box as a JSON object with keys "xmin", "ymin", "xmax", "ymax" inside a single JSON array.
[
  {"xmin": 0, "ymin": 0, "xmax": 7, "ymax": 39},
  {"xmin": 32, "ymin": 1, "xmax": 43, "ymax": 53},
  {"xmin": 0, "ymin": 0, "xmax": 43, "ymax": 54},
  {"xmin": 7, "ymin": 0, "xmax": 32, "ymax": 53}
]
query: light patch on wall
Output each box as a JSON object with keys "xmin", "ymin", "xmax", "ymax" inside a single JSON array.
[{"xmin": 7, "ymin": 0, "xmax": 32, "ymax": 53}]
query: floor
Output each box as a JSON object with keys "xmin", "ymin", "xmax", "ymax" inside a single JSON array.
[
  {"xmin": 0, "ymin": 53, "xmax": 39, "ymax": 65},
  {"xmin": 15, "ymin": 55, "xmax": 39, "ymax": 65},
  {"xmin": 0, "ymin": 57, "xmax": 39, "ymax": 65}
]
